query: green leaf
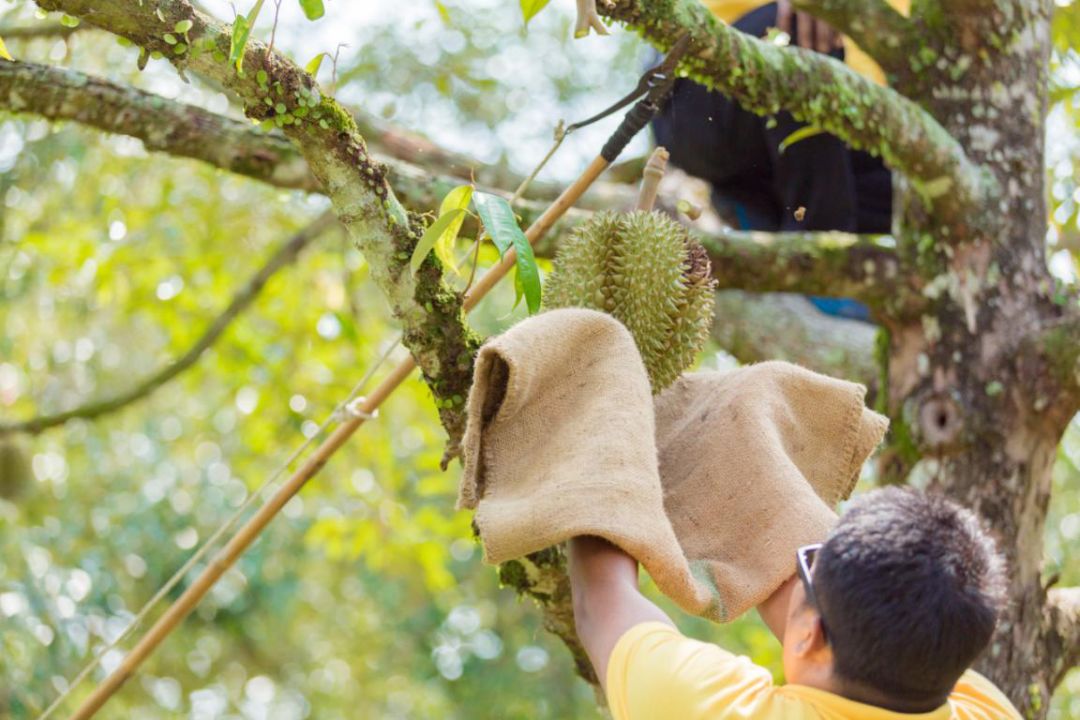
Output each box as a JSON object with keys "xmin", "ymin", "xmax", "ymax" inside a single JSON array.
[
  {"xmin": 299, "ymin": 0, "xmax": 325, "ymax": 20},
  {"xmin": 304, "ymin": 52, "xmax": 325, "ymax": 77},
  {"xmin": 778, "ymin": 125, "xmax": 825, "ymax": 154},
  {"xmin": 163, "ymin": 33, "xmax": 178, "ymax": 44},
  {"xmin": 511, "ymin": 266, "xmax": 524, "ymax": 310},
  {"xmin": 519, "ymin": 0, "xmax": 551, "ymax": 28},
  {"xmin": 174, "ymin": 19, "xmax": 193, "ymax": 33},
  {"xmin": 411, "ymin": 209, "xmax": 466, "ymax": 274},
  {"xmin": 434, "ymin": 185, "xmax": 473, "ymax": 275},
  {"xmin": 229, "ymin": 0, "xmax": 265, "ymax": 72},
  {"xmin": 472, "ymin": 192, "xmax": 515, "ymax": 258},
  {"xmin": 472, "ymin": 192, "xmax": 541, "ymax": 314},
  {"xmin": 60, "ymin": 14, "xmax": 80, "ymax": 28},
  {"xmin": 434, "ymin": 0, "xmax": 451, "ymax": 25},
  {"xmin": 0, "ymin": 37, "xmax": 12, "ymax": 62}
]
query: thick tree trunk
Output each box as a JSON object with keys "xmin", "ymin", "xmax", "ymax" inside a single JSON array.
[{"xmin": 879, "ymin": 0, "xmax": 1072, "ymax": 713}]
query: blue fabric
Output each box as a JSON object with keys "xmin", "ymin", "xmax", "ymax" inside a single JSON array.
[{"xmin": 807, "ymin": 296, "xmax": 872, "ymax": 322}]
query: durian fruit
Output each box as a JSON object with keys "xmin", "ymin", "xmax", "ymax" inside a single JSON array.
[{"xmin": 544, "ymin": 209, "xmax": 717, "ymax": 392}]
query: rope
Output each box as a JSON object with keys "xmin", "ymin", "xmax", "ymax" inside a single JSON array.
[{"xmin": 37, "ymin": 338, "xmax": 401, "ymax": 720}]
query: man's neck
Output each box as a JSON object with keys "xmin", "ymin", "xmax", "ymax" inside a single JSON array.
[{"xmin": 832, "ymin": 675, "xmax": 946, "ymax": 714}]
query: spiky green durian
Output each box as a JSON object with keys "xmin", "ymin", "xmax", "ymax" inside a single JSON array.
[{"xmin": 545, "ymin": 210, "xmax": 717, "ymax": 392}]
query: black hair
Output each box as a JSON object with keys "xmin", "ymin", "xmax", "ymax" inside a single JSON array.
[{"xmin": 815, "ymin": 486, "xmax": 1006, "ymax": 705}]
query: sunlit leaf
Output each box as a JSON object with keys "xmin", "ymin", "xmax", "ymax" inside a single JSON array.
[
  {"xmin": 434, "ymin": 0, "xmax": 452, "ymax": 25},
  {"xmin": 473, "ymin": 192, "xmax": 541, "ymax": 314},
  {"xmin": 778, "ymin": 125, "xmax": 825, "ymax": 153},
  {"xmin": 433, "ymin": 185, "xmax": 473, "ymax": 274},
  {"xmin": 519, "ymin": 0, "xmax": 552, "ymax": 28},
  {"xmin": 305, "ymin": 52, "xmax": 326, "ymax": 77},
  {"xmin": 299, "ymin": 0, "xmax": 325, "ymax": 21},
  {"xmin": 411, "ymin": 208, "xmax": 466, "ymax": 273},
  {"xmin": 0, "ymin": 37, "xmax": 12, "ymax": 62}
]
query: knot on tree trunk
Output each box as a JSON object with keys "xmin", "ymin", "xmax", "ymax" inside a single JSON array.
[{"xmin": 915, "ymin": 392, "xmax": 965, "ymax": 451}]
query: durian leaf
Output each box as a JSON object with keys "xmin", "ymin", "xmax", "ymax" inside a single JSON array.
[
  {"xmin": 230, "ymin": 0, "xmax": 265, "ymax": 72},
  {"xmin": 472, "ymin": 191, "xmax": 516, "ymax": 258},
  {"xmin": 511, "ymin": 266, "xmax": 524, "ymax": 310},
  {"xmin": 778, "ymin": 125, "xmax": 825, "ymax": 153},
  {"xmin": 473, "ymin": 192, "xmax": 541, "ymax": 314},
  {"xmin": 434, "ymin": 185, "xmax": 473, "ymax": 275},
  {"xmin": 299, "ymin": 0, "xmax": 325, "ymax": 20},
  {"xmin": 410, "ymin": 208, "xmax": 466, "ymax": 274},
  {"xmin": 519, "ymin": 0, "xmax": 551, "ymax": 28}
]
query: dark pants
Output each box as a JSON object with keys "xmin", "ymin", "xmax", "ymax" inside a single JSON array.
[{"xmin": 651, "ymin": 3, "xmax": 892, "ymax": 234}]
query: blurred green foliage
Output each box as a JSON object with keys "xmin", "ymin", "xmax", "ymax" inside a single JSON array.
[{"xmin": 0, "ymin": 0, "xmax": 1077, "ymax": 717}]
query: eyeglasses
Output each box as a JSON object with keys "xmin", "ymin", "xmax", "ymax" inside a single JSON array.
[{"xmin": 796, "ymin": 543, "xmax": 829, "ymax": 642}]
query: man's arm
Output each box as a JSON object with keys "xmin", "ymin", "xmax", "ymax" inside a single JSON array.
[
  {"xmin": 757, "ymin": 574, "xmax": 797, "ymax": 640},
  {"xmin": 568, "ymin": 536, "xmax": 674, "ymax": 692},
  {"xmin": 570, "ymin": 536, "xmax": 800, "ymax": 689}
]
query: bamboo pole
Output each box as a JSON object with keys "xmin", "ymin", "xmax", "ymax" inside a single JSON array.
[{"xmin": 65, "ymin": 155, "xmax": 610, "ymax": 720}]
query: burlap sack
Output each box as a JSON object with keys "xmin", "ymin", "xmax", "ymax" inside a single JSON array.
[
  {"xmin": 459, "ymin": 309, "xmax": 888, "ymax": 622},
  {"xmin": 458, "ymin": 308, "xmax": 711, "ymax": 611},
  {"xmin": 653, "ymin": 363, "xmax": 890, "ymax": 620}
]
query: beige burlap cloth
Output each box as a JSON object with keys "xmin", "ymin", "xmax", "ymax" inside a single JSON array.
[{"xmin": 458, "ymin": 308, "xmax": 888, "ymax": 621}]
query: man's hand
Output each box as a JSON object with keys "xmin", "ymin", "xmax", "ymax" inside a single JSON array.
[
  {"xmin": 568, "ymin": 537, "xmax": 673, "ymax": 691},
  {"xmin": 776, "ymin": 0, "xmax": 843, "ymax": 53}
]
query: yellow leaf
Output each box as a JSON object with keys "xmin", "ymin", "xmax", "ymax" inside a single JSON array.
[{"xmin": 0, "ymin": 36, "xmax": 13, "ymax": 62}]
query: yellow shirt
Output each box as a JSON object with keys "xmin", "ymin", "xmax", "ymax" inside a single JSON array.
[
  {"xmin": 607, "ymin": 623, "xmax": 1023, "ymax": 720},
  {"xmin": 701, "ymin": 0, "xmax": 911, "ymax": 85}
]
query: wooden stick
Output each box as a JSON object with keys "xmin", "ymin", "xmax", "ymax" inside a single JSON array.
[
  {"xmin": 635, "ymin": 146, "xmax": 668, "ymax": 212},
  {"xmin": 65, "ymin": 154, "xmax": 610, "ymax": 720}
]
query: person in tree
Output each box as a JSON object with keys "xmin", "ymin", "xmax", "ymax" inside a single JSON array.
[
  {"xmin": 569, "ymin": 486, "xmax": 1023, "ymax": 719},
  {"xmin": 648, "ymin": 0, "xmax": 900, "ymax": 236}
]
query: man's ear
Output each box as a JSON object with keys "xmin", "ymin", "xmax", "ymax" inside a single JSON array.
[{"xmin": 792, "ymin": 609, "xmax": 831, "ymax": 660}]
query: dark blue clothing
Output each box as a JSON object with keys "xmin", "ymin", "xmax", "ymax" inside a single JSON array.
[
  {"xmin": 651, "ymin": 2, "xmax": 891, "ymax": 234},
  {"xmin": 650, "ymin": 2, "xmax": 885, "ymax": 321}
]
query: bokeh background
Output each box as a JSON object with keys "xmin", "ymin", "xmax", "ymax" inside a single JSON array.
[{"xmin": 1, "ymin": 0, "xmax": 1078, "ymax": 717}]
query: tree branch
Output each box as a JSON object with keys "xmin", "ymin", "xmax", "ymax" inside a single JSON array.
[
  {"xmin": 0, "ymin": 60, "xmax": 318, "ymax": 191},
  {"xmin": 0, "ymin": 23, "xmax": 80, "ymax": 39},
  {"xmin": 1046, "ymin": 586, "xmax": 1080, "ymax": 691},
  {"xmin": 598, "ymin": 0, "xmax": 992, "ymax": 229},
  {"xmin": 0, "ymin": 60, "xmax": 636, "ymax": 234},
  {"xmin": 790, "ymin": 0, "xmax": 911, "ymax": 71},
  {"xmin": 0, "ymin": 212, "xmax": 336, "ymax": 437},
  {"xmin": 710, "ymin": 290, "xmax": 878, "ymax": 385},
  {"xmin": 700, "ymin": 229, "xmax": 916, "ymax": 316},
  {"xmin": 36, "ymin": 0, "xmax": 481, "ymax": 447}
]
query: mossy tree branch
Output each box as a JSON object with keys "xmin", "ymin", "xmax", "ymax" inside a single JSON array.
[
  {"xmin": 711, "ymin": 291, "xmax": 878, "ymax": 386},
  {"xmin": 700, "ymin": 229, "xmax": 916, "ymax": 317},
  {"xmin": 0, "ymin": 60, "xmax": 319, "ymax": 191},
  {"xmin": 0, "ymin": 61, "xmax": 635, "ymax": 221},
  {"xmin": 34, "ymin": 0, "xmax": 481, "ymax": 446},
  {"xmin": 0, "ymin": 212, "xmax": 336, "ymax": 437},
  {"xmin": 790, "ymin": 0, "xmax": 912, "ymax": 71},
  {"xmin": 597, "ymin": 0, "xmax": 993, "ymax": 232}
]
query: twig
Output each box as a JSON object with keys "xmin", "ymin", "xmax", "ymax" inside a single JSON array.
[{"xmin": 0, "ymin": 213, "xmax": 336, "ymax": 436}]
